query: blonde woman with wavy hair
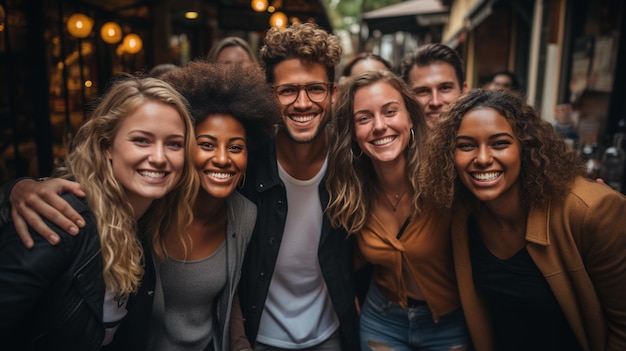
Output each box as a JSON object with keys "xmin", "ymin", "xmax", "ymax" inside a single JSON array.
[{"xmin": 0, "ymin": 75, "xmax": 198, "ymax": 350}]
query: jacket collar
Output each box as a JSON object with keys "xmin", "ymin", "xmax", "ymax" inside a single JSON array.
[{"xmin": 525, "ymin": 201, "xmax": 551, "ymax": 246}]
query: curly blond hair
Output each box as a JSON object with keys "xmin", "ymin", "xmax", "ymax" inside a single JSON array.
[
  {"xmin": 326, "ymin": 70, "xmax": 429, "ymax": 234},
  {"xmin": 259, "ymin": 22, "xmax": 342, "ymax": 84},
  {"xmin": 420, "ymin": 89, "xmax": 585, "ymax": 212},
  {"xmin": 56, "ymin": 76, "xmax": 198, "ymax": 293}
]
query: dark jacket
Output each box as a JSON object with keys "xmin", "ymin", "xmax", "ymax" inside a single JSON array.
[
  {"xmin": 0, "ymin": 193, "xmax": 105, "ymax": 351},
  {"xmin": 237, "ymin": 139, "xmax": 359, "ymax": 350}
]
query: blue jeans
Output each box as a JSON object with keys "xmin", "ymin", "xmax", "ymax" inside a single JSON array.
[{"xmin": 360, "ymin": 283, "xmax": 468, "ymax": 351}]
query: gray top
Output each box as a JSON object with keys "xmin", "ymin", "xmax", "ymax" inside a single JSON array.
[
  {"xmin": 146, "ymin": 191, "xmax": 257, "ymax": 351},
  {"xmin": 147, "ymin": 241, "xmax": 227, "ymax": 350}
]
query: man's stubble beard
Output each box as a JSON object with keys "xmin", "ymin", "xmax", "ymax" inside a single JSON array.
[{"xmin": 278, "ymin": 113, "xmax": 330, "ymax": 144}]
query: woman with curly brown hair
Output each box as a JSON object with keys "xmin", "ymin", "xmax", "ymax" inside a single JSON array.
[{"xmin": 421, "ymin": 88, "xmax": 626, "ymax": 351}]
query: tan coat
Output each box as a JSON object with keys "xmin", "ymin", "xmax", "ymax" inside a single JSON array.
[{"xmin": 452, "ymin": 177, "xmax": 626, "ymax": 351}]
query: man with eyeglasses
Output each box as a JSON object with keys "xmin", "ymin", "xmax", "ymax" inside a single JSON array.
[
  {"xmin": 0, "ymin": 22, "xmax": 358, "ymax": 351},
  {"xmin": 232, "ymin": 23, "xmax": 358, "ymax": 351}
]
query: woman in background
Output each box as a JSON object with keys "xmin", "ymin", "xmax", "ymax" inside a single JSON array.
[
  {"xmin": 207, "ymin": 36, "xmax": 257, "ymax": 65},
  {"xmin": 339, "ymin": 52, "xmax": 392, "ymax": 84}
]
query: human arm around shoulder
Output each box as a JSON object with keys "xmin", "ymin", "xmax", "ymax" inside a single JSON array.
[
  {"xmin": 8, "ymin": 177, "xmax": 85, "ymax": 248},
  {"xmin": 577, "ymin": 183, "xmax": 626, "ymax": 350}
]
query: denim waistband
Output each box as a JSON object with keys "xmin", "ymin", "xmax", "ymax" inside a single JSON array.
[{"xmin": 407, "ymin": 297, "xmax": 427, "ymax": 308}]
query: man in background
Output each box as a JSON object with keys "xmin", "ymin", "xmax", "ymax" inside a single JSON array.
[{"xmin": 400, "ymin": 43, "xmax": 467, "ymax": 128}]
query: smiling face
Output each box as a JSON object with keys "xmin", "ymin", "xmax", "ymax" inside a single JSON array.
[
  {"xmin": 107, "ymin": 101, "xmax": 186, "ymax": 215},
  {"xmin": 454, "ymin": 107, "xmax": 522, "ymax": 204},
  {"xmin": 353, "ymin": 81, "xmax": 413, "ymax": 165},
  {"xmin": 272, "ymin": 58, "xmax": 335, "ymax": 144},
  {"xmin": 194, "ymin": 113, "xmax": 247, "ymax": 199},
  {"xmin": 408, "ymin": 61, "xmax": 465, "ymax": 128}
]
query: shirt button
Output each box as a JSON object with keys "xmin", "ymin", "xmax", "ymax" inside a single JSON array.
[{"xmin": 268, "ymin": 237, "xmax": 275, "ymax": 246}]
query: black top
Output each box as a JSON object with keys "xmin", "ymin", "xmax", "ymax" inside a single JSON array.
[{"xmin": 468, "ymin": 216, "xmax": 582, "ymax": 351}]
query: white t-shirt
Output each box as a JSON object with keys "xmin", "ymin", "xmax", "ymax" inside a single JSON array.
[
  {"xmin": 256, "ymin": 156, "xmax": 340, "ymax": 348},
  {"xmin": 102, "ymin": 289, "xmax": 128, "ymax": 345}
]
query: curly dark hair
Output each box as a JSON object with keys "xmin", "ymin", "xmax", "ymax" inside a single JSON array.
[
  {"xmin": 420, "ymin": 88, "xmax": 586, "ymax": 211},
  {"xmin": 326, "ymin": 70, "xmax": 429, "ymax": 234},
  {"xmin": 162, "ymin": 60, "xmax": 278, "ymax": 149},
  {"xmin": 259, "ymin": 22, "xmax": 342, "ymax": 84}
]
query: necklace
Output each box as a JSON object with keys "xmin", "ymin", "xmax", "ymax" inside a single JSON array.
[{"xmin": 383, "ymin": 189, "xmax": 407, "ymax": 211}]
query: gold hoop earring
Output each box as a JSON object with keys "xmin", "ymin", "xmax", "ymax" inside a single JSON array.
[{"xmin": 409, "ymin": 128, "xmax": 415, "ymax": 147}]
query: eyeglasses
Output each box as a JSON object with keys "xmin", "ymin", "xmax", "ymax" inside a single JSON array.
[{"xmin": 272, "ymin": 82, "xmax": 332, "ymax": 105}]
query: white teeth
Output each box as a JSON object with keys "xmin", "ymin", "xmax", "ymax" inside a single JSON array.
[
  {"xmin": 291, "ymin": 115, "xmax": 315, "ymax": 123},
  {"xmin": 372, "ymin": 136, "xmax": 394, "ymax": 146},
  {"xmin": 471, "ymin": 172, "xmax": 501, "ymax": 181},
  {"xmin": 207, "ymin": 172, "xmax": 233, "ymax": 179},
  {"xmin": 139, "ymin": 170, "xmax": 166, "ymax": 179}
]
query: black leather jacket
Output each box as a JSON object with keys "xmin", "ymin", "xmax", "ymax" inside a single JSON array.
[
  {"xmin": 237, "ymin": 139, "xmax": 359, "ymax": 350},
  {"xmin": 0, "ymin": 193, "xmax": 106, "ymax": 351}
]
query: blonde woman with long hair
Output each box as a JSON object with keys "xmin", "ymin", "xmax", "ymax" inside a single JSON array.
[{"xmin": 0, "ymin": 76, "xmax": 198, "ymax": 350}]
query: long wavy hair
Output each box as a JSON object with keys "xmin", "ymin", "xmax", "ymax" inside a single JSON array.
[
  {"xmin": 420, "ymin": 89, "xmax": 586, "ymax": 212},
  {"xmin": 55, "ymin": 76, "xmax": 198, "ymax": 293},
  {"xmin": 326, "ymin": 70, "xmax": 429, "ymax": 234}
]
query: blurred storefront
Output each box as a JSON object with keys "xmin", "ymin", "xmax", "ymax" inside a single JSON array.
[
  {"xmin": 0, "ymin": 0, "xmax": 331, "ymax": 181},
  {"xmin": 360, "ymin": 0, "xmax": 449, "ymax": 66},
  {"xmin": 442, "ymin": 0, "xmax": 625, "ymax": 192}
]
